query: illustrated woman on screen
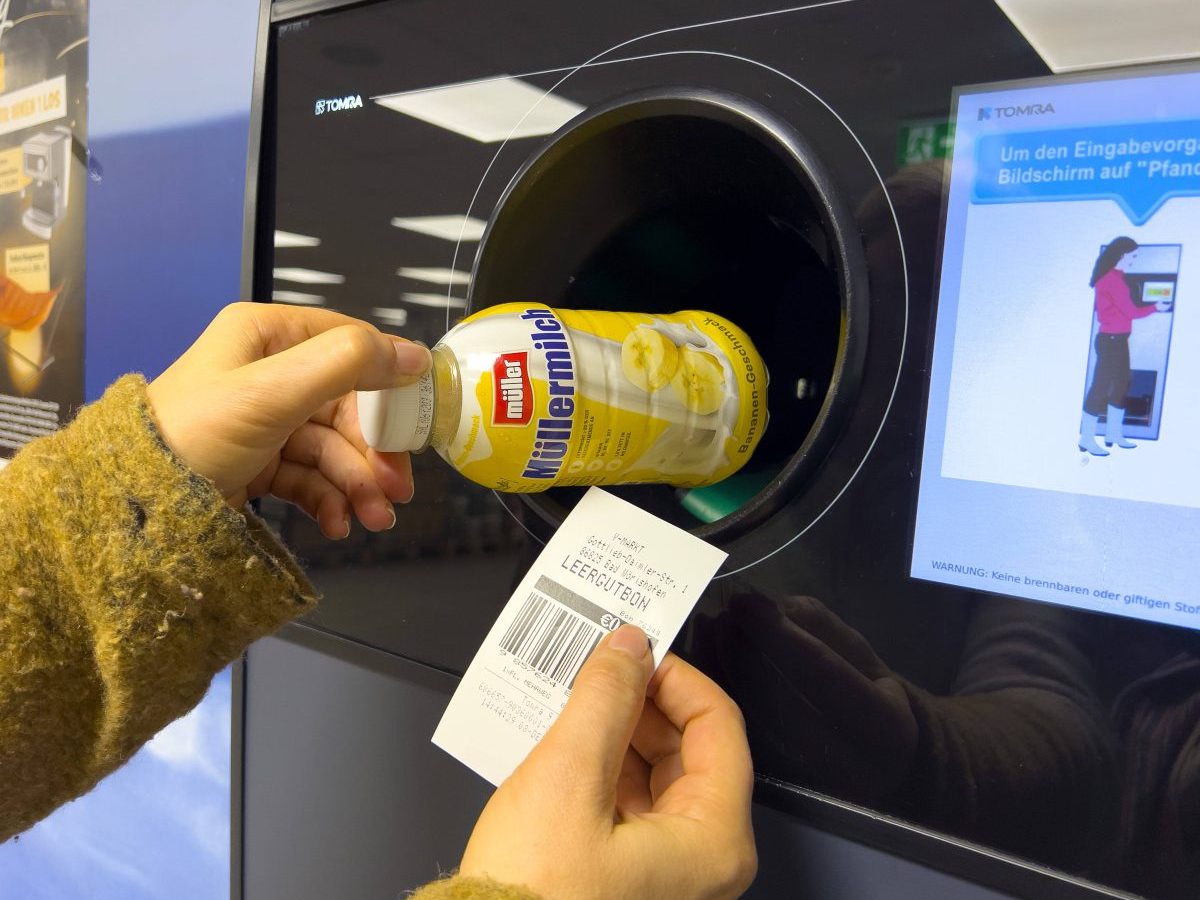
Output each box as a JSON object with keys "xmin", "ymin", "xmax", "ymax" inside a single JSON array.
[{"xmin": 1079, "ymin": 237, "xmax": 1158, "ymax": 456}]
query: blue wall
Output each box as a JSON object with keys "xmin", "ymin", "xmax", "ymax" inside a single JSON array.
[
  {"xmin": 86, "ymin": 0, "xmax": 261, "ymax": 396},
  {"xmin": 86, "ymin": 116, "xmax": 254, "ymax": 397},
  {"xmin": 0, "ymin": 2, "xmax": 261, "ymax": 898}
]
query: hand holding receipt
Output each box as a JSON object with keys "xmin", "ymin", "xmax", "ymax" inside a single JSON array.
[{"xmin": 436, "ymin": 488, "xmax": 756, "ymax": 898}]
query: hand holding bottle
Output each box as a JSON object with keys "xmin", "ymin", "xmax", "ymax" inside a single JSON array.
[{"xmin": 146, "ymin": 302, "xmax": 430, "ymax": 537}]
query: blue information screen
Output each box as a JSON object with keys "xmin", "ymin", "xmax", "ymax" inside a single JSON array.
[{"xmin": 912, "ymin": 63, "xmax": 1200, "ymax": 629}]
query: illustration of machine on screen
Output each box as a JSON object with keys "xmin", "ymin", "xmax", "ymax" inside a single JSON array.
[{"xmin": 1079, "ymin": 241, "xmax": 1179, "ymax": 455}]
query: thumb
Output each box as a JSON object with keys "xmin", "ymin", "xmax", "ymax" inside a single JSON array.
[
  {"xmin": 533, "ymin": 624, "xmax": 652, "ymax": 810},
  {"xmin": 238, "ymin": 325, "xmax": 430, "ymax": 425}
]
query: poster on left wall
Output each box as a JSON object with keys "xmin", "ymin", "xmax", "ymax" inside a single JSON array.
[{"xmin": 0, "ymin": 0, "xmax": 87, "ymax": 463}]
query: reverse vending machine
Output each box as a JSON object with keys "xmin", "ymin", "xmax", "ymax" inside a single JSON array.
[{"xmin": 241, "ymin": 2, "xmax": 1200, "ymax": 898}]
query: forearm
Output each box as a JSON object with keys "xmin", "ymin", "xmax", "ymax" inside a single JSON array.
[
  {"xmin": 902, "ymin": 686, "xmax": 1114, "ymax": 860},
  {"xmin": 0, "ymin": 375, "xmax": 317, "ymax": 841},
  {"xmin": 897, "ymin": 601, "xmax": 1116, "ymax": 866}
]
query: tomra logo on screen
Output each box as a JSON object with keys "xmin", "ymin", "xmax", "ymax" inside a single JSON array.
[
  {"xmin": 978, "ymin": 102, "xmax": 1056, "ymax": 121},
  {"xmin": 315, "ymin": 95, "xmax": 364, "ymax": 116},
  {"xmin": 493, "ymin": 352, "xmax": 533, "ymax": 426}
]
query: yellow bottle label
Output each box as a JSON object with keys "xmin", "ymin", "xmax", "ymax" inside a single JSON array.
[{"xmin": 445, "ymin": 303, "xmax": 768, "ymax": 492}]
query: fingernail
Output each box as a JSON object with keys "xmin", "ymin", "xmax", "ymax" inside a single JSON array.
[
  {"xmin": 340, "ymin": 517, "xmax": 351, "ymax": 539},
  {"xmin": 385, "ymin": 507, "xmax": 397, "ymax": 530},
  {"xmin": 608, "ymin": 624, "xmax": 650, "ymax": 660},
  {"xmin": 393, "ymin": 340, "xmax": 432, "ymax": 376}
]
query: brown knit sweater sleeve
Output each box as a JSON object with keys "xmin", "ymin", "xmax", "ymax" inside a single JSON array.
[
  {"xmin": 0, "ymin": 375, "xmax": 547, "ymax": 900},
  {"xmin": 408, "ymin": 876, "xmax": 543, "ymax": 900},
  {"xmin": 0, "ymin": 374, "xmax": 318, "ymax": 841}
]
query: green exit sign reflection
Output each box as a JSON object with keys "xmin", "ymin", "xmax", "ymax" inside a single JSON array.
[{"xmin": 897, "ymin": 119, "xmax": 954, "ymax": 167}]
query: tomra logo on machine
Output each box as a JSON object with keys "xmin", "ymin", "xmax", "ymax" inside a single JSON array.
[
  {"xmin": 978, "ymin": 102, "xmax": 1056, "ymax": 121},
  {"xmin": 493, "ymin": 352, "xmax": 533, "ymax": 426},
  {"xmin": 315, "ymin": 94, "xmax": 364, "ymax": 115}
]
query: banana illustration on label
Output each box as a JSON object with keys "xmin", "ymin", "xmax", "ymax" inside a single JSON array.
[
  {"xmin": 671, "ymin": 345, "xmax": 726, "ymax": 415},
  {"xmin": 620, "ymin": 326, "xmax": 679, "ymax": 391},
  {"xmin": 358, "ymin": 304, "xmax": 769, "ymax": 493}
]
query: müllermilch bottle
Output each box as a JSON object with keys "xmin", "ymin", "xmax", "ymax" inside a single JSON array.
[{"xmin": 358, "ymin": 303, "xmax": 768, "ymax": 492}]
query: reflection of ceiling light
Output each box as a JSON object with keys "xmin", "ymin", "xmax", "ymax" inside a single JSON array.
[
  {"xmin": 397, "ymin": 266, "xmax": 470, "ymax": 286},
  {"xmin": 274, "ymin": 230, "xmax": 321, "ymax": 248},
  {"xmin": 375, "ymin": 77, "xmax": 584, "ymax": 142},
  {"xmin": 273, "ymin": 267, "xmax": 345, "ymax": 285},
  {"xmin": 273, "ymin": 290, "xmax": 325, "ymax": 306},
  {"xmin": 391, "ymin": 215, "xmax": 486, "ymax": 242},
  {"xmin": 402, "ymin": 292, "xmax": 467, "ymax": 309},
  {"xmin": 994, "ymin": 0, "xmax": 1200, "ymax": 72},
  {"xmin": 371, "ymin": 307, "xmax": 409, "ymax": 327}
]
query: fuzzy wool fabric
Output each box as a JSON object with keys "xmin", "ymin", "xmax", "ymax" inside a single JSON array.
[
  {"xmin": 409, "ymin": 875, "xmax": 544, "ymax": 900},
  {"xmin": 0, "ymin": 375, "xmax": 546, "ymax": 900},
  {"xmin": 0, "ymin": 374, "xmax": 318, "ymax": 841}
]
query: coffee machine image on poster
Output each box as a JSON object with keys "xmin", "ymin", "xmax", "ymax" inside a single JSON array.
[
  {"xmin": 1078, "ymin": 241, "xmax": 1180, "ymax": 456},
  {"xmin": 21, "ymin": 123, "xmax": 71, "ymax": 240},
  {"xmin": 0, "ymin": 0, "xmax": 87, "ymax": 457}
]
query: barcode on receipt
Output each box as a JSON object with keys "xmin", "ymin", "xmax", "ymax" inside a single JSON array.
[{"xmin": 498, "ymin": 589, "xmax": 604, "ymax": 689}]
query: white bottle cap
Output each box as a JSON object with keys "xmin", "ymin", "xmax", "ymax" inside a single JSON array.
[{"xmin": 357, "ymin": 372, "xmax": 434, "ymax": 452}]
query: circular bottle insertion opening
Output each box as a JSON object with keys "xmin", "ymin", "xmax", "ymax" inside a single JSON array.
[{"xmin": 470, "ymin": 89, "xmax": 866, "ymax": 542}]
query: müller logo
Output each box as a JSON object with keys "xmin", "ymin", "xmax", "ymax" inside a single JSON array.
[
  {"xmin": 978, "ymin": 102, "xmax": 1056, "ymax": 121},
  {"xmin": 493, "ymin": 352, "xmax": 532, "ymax": 426}
]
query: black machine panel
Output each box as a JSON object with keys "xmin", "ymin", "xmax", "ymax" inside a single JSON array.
[{"xmin": 253, "ymin": 2, "xmax": 1200, "ymax": 897}]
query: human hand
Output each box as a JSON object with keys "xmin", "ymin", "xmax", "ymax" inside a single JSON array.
[
  {"xmin": 707, "ymin": 592, "xmax": 918, "ymax": 804},
  {"xmin": 460, "ymin": 626, "xmax": 757, "ymax": 900},
  {"xmin": 146, "ymin": 302, "xmax": 430, "ymax": 538}
]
